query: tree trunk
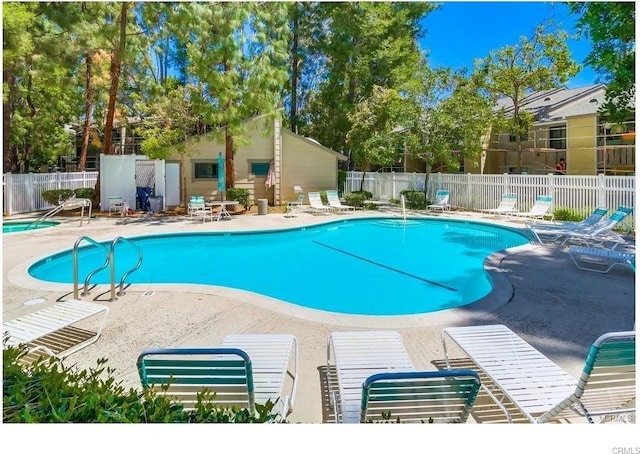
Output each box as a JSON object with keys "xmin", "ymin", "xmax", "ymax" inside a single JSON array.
[
  {"xmin": 79, "ymin": 52, "xmax": 94, "ymax": 171},
  {"xmin": 225, "ymin": 128, "xmax": 234, "ymax": 188},
  {"xmin": 3, "ymin": 69, "xmax": 16, "ymax": 172},
  {"xmin": 290, "ymin": 8, "xmax": 299, "ymax": 133},
  {"xmin": 103, "ymin": 2, "xmax": 128, "ymax": 156}
]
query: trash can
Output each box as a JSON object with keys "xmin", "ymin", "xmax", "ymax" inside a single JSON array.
[
  {"xmin": 257, "ymin": 199, "xmax": 268, "ymax": 215},
  {"xmin": 149, "ymin": 196, "xmax": 163, "ymax": 213}
]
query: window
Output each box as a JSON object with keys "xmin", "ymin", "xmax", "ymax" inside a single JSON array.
[
  {"xmin": 250, "ymin": 161, "xmax": 270, "ymax": 176},
  {"xmin": 549, "ymin": 126, "xmax": 566, "ymax": 149},
  {"xmin": 193, "ymin": 161, "xmax": 219, "ymax": 179},
  {"xmin": 508, "ymin": 134, "xmax": 528, "ymax": 142}
]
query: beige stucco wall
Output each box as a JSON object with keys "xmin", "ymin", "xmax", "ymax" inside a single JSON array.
[
  {"xmin": 169, "ymin": 118, "xmax": 345, "ymax": 206},
  {"xmin": 170, "ymin": 118, "xmax": 275, "ymax": 203},
  {"xmin": 280, "ymin": 130, "xmax": 341, "ymax": 204},
  {"xmin": 566, "ymin": 114, "xmax": 597, "ymax": 175}
]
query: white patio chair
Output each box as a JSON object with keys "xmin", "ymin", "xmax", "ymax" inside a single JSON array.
[
  {"xmin": 326, "ymin": 190, "xmax": 355, "ymax": 213},
  {"xmin": 137, "ymin": 333, "xmax": 298, "ymax": 420},
  {"xmin": 427, "ymin": 189, "xmax": 451, "ymax": 212}
]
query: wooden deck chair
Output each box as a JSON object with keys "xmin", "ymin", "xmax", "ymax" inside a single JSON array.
[
  {"xmin": 427, "ymin": 190, "xmax": 451, "ymax": 212},
  {"xmin": 137, "ymin": 333, "xmax": 298, "ymax": 419},
  {"xmin": 360, "ymin": 369, "xmax": 481, "ymax": 423},
  {"xmin": 326, "ymin": 190, "xmax": 355, "ymax": 213}
]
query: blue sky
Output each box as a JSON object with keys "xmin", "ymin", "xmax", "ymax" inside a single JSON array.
[{"xmin": 419, "ymin": 1, "xmax": 598, "ymax": 88}]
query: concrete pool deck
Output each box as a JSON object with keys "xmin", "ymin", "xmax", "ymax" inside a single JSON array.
[{"xmin": 2, "ymin": 207, "xmax": 636, "ymax": 429}]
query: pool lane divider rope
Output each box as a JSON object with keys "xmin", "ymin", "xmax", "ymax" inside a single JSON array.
[{"xmin": 311, "ymin": 240, "xmax": 457, "ymax": 293}]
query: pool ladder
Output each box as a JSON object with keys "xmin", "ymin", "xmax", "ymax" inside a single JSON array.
[{"xmin": 73, "ymin": 236, "xmax": 143, "ymax": 301}]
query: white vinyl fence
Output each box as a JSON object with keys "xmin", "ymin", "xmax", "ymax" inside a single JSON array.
[
  {"xmin": 345, "ymin": 171, "xmax": 635, "ymax": 227},
  {"xmin": 3, "ymin": 172, "xmax": 98, "ymax": 216}
]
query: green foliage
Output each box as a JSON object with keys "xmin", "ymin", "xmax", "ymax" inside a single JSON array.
[
  {"xmin": 227, "ymin": 188, "xmax": 251, "ymax": 210},
  {"xmin": 41, "ymin": 189, "xmax": 75, "ymax": 206},
  {"xmin": 553, "ymin": 207, "xmax": 588, "ymax": 222},
  {"xmin": 41, "ymin": 188, "xmax": 95, "ymax": 206},
  {"xmin": 302, "ymin": 2, "xmax": 438, "ymax": 155},
  {"xmin": 473, "ymin": 22, "xmax": 580, "ymax": 173},
  {"xmin": 400, "ymin": 190, "xmax": 426, "ymax": 210},
  {"xmin": 337, "ymin": 170, "xmax": 347, "ymax": 195},
  {"xmin": 351, "ymin": 190, "xmax": 373, "ymax": 200},
  {"xmin": 319, "ymin": 191, "xmax": 328, "ymax": 205},
  {"xmin": 347, "ymin": 86, "xmax": 408, "ymax": 170},
  {"xmin": 569, "ymin": 2, "xmax": 635, "ymax": 122},
  {"xmin": 3, "ymin": 345, "xmax": 279, "ymax": 423},
  {"xmin": 344, "ymin": 192, "xmax": 367, "ymax": 208},
  {"xmin": 74, "ymin": 188, "xmax": 96, "ymax": 201}
]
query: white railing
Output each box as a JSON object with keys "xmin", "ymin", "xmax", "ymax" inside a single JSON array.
[
  {"xmin": 345, "ymin": 171, "xmax": 635, "ymax": 227},
  {"xmin": 3, "ymin": 172, "xmax": 99, "ymax": 216}
]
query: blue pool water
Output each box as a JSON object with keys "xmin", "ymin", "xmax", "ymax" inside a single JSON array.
[
  {"xmin": 3, "ymin": 221, "xmax": 59, "ymax": 234},
  {"xmin": 28, "ymin": 218, "xmax": 529, "ymax": 315}
]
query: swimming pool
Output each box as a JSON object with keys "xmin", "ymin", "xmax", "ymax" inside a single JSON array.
[
  {"xmin": 3, "ymin": 220, "xmax": 59, "ymax": 234},
  {"xmin": 28, "ymin": 218, "xmax": 529, "ymax": 315}
]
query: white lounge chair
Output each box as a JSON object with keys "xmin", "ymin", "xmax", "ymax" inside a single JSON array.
[
  {"xmin": 526, "ymin": 206, "xmax": 608, "ymax": 231},
  {"xmin": 530, "ymin": 207, "xmax": 632, "ymax": 247},
  {"xmin": 442, "ymin": 324, "xmax": 636, "ymax": 423},
  {"xmin": 568, "ymin": 245, "xmax": 635, "ymax": 273},
  {"xmin": 326, "ymin": 190, "xmax": 355, "ymax": 213},
  {"xmin": 427, "ymin": 189, "xmax": 451, "ymax": 212},
  {"xmin": 307, "ymin": 191, "xmax": 332, "ymax": 215},
  {"xmin": 511, "ymin": 195, "xmax": 553, "ymax": 222},
  {"xmin": 481, "ymin": 193, "xmax": 518, "ymax": 218},
  {"xmin": 137, "ymin": 333, "xmax": 298, "ymax": 419},
  {"xmin": 3, "ymin": 299, "xmax": 109, "ymax": 360},
  {"xmin": 327, "ymin": 331, "xmax": 415, "ymax": 423},
  {"xmin": 328, "ymin": 331, "xmax": 481, "ymax": 423}
]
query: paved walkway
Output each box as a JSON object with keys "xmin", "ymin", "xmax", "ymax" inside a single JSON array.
[{"xmin": 2, "ymin": 208, "xmax": 635, "ymax": 442}]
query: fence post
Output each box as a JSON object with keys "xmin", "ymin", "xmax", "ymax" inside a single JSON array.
[
  {"xmin": 391, "ymin": 172, "xmax": 396, "ymax": 200},
  {"xmin": 466, "ymin": 173, "xmax": 472, "ymax": 209},
  {"xmin": 547, "ymin": 173, "xmax": 555, "ymax": 210},
  {"xmin": 597, "ymin": 173, "xmax": 606, "ymax": 208},
  {"xmin": 5, "ymin": 173, "xmax": 13, "ymax": 215}
]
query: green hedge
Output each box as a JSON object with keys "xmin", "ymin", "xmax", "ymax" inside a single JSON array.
[
  {"xmin": 41, "ymin": 188, "xmax": 96, "ymax": 206},
  {"xmin": 2, "ymin": 345, "xmax": 280, "ymax": 423},
  {"xmin": 399, "ymin": 190, "xmax": 426, "ymax": 210}
]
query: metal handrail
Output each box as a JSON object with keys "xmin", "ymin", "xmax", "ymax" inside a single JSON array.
[
  {"xmin": 73, "ymin": 236, "xmax": 114, "ymax": 301},
  {"xmin": 111, "ymin": 236, "xmax": 143, "ymax": 297}
]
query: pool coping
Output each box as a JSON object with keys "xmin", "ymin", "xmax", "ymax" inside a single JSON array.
[{"xmin": 7, "ymin": 215, "xmax": 536, "ymax": 328}]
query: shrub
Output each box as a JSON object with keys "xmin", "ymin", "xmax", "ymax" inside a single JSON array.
[
  {"xmin": 553, "ymin": 207, "xmax": 584, "ymax": 222},
  {"xmin": 344, "ymin": 192, "xmax": 367, "ymax": 208},
  {"xmin": 399, "ymin": 190, "xmax": 426, "ymax": 210},
  {"xmin": 351, "ymin": 190, "xmax": 373, "ymax": 200},
  {"xmin": 41, "ymin": 189, "xmax": 75, "ymax": 205},
  {"xmin": 2, "ymin": 345, "xmax": 279, "ymax": 423},
  {"xmin": 74, "ymin": 187, "xmax": 96, "ymax": 201},
  {"xmin": 226, "ymin": 188, "xmax": 252, "ymax": 210},
  {"xmin": 319, "ymin": 190, "xmax": 328, "ymax": 205}
]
